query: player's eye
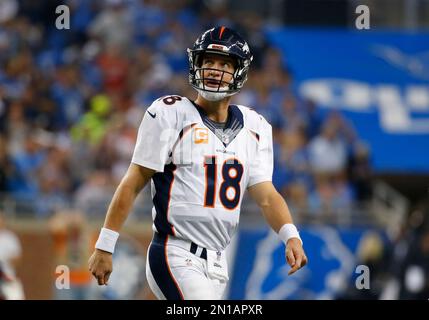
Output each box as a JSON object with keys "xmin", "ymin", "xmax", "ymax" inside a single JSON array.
[{"xmin": 223, "ymin": 60, "xmax": 235, "ymax": 70}]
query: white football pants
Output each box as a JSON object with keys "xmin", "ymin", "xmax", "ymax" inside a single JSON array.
[{"xmin": 146, "ymin": 232, "xmax": 228, "ymax": 300}]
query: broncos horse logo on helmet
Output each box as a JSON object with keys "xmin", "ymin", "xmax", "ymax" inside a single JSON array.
[{"xmin": 187, "ymin": 26, "xmax": 253, "ymax": 101}]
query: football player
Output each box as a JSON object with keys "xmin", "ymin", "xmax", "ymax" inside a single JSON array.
[{"xmin": 89, "ymin": 26, "xmax": 307, "ymax": 300}]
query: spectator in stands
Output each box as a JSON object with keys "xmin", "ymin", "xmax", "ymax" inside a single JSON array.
[
  {"xmin": 337, "ymin": 230, "xmax": 390, "ymax": 300},
  {"xmin": 88, "ymin": 0, "xmax": 134, "ymax": 51},
  {"xmin": 74, "ymin": 170, "xmax": 114, "ymax": 218},
  {"xmin": 331, "ymin": 172, "xmax": 355, "ymax": 221},
  {"xmin": 308, "ymin": 113, "xmax": 348, "ymax": 175},
  {"xmin": 347, "ymin": 142, "xmax": 373, "ymax": 202},
  {"xmin": 399, "ymin": 227, "xmax": 429, "ymax": 299},
  {"xmin": 280, "ymin": 128, "xmax": 311, "ymax": 187},
  {"xmin": 2, "ymin": 99, "xmax": 29, "ymax": 157},
  {"xmin": 0, "ymin": 134, "xmax": 12, "ymax": 193},
  {"xmin": 131, "ymin": 0, "xmax": 169, "ymax": 46},
  {"xmin": 0, "ymin": 211, "xmax": 25, "ymax": 299},
  {"xmin": 303, "ymin": 99, "xmax": 323, "ymax": 140},
  {"xmin": 35, "ymin": 143, "xmax": 71, "ymax": 218},
  {"xmin": 93, "ymin": 117, "xmax": 137, "ymax": 184},
  {"xmin": 50, "ymin": 64, "xmax": 85, "ymax": 130},
  {"xmin": 96, "ymin": 43, "xmax": 130, "ymax": 95},
  {"xmin": 9, "ymin": 131, "xmax": 48, "ymax": 202},
  {"xmin": 284, "ymin": 180, "xmax": 309, "ymax": 223},
  {"xmin": 49, "ymin": 209, "xmax": 93, "ymax": 300},
  {"xmin": 70, "ymin": 93, "xmax": 111, "ymax": 146},
  {"xmin": 308, "ymin": 174, "xmax": 336, "ymax": 220},
  {"xmin": 396, "ymin": 201, "xmax": 429, "ymax": 299},
  {"xmin": 279, "ymin": 95, "xmax": 307, "ymax": 133}
]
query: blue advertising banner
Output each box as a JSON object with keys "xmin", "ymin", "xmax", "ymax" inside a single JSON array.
[
  {"xmin": 228, "ymin": 225, "xmax": 383, "ymax": 300},
  {"xmin": 265, "ymin": 28, "xmax": 429, "ymax": 173}
]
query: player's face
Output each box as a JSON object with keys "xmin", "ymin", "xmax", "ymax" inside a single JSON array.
[{"xmin": 200, "ymin": 53, "xmax": 235, "ymax": 89}]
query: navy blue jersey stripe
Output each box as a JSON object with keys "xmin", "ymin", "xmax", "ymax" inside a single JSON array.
[
  {"xmin": 152, "ymin": 163, "xmax": 177, "ymax": 236},
  {"xmin": 248, "ymin": 129, "xmax": 260, "ymax": 142},
  {"xmin": 171, "ymin": 123, "xmax": 197, "ymax": 155},
  {"xmin": 149, "ymin": 234, "xmax": 184, "ymax": 300}
]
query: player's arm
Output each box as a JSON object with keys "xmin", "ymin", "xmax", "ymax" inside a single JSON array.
[
  {"xmin": 88, "ymin": 163, "xmax": 155, "ymax": 285},
  {"xmin": 248, "ymin": 181, "xmax": 308, "ymax": 275},
  {"xmin": 89, "ymin": 98, "xmax": 178, "ymax": 285},
  {"xmin": 102, "ymin": 164, "xmax": 155, "ymax": 232}
]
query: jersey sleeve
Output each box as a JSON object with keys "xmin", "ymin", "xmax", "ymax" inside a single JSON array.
[
  {"xmin": 131, "ymin": 100, "xmax": 178, "ymax": 172},
  {"xmin": 247, "ymin": 116, "xmax": 274, "ymax": 187}
]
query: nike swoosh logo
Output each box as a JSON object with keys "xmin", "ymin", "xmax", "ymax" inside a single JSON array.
[{"xmin": 147, "ymin": 110, "xmax": 156, "ymax": 118}]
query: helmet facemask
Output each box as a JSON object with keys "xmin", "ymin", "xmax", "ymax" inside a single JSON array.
[{"xmin": 188, "ymin": 49, "xmax": 250, "ymax": 101}]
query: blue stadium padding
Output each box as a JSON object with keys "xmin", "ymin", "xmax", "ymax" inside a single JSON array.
[
  {"xmin": 265, "ymin": 27, "xmax": 429, "ymax": 173},
  {"xmin": 228, "ymin": 225, "xmax": 385, "ymax": 300}
]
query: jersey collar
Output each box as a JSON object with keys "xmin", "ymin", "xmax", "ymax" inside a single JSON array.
[{"xmin": 191, "ymin": 101, "xmax": 244, "ymax": 147}]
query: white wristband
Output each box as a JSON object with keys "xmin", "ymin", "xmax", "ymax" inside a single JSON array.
[
  {"xmin": 95, "ymin": 228, "xmax": 119, "ymax": 254},
  {"xmin": 278, "ymin": 224, "xmax": 302, "ymax": 245}
]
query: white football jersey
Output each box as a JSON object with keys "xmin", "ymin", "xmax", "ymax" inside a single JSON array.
[{"xmin": 132, "ymin": 95, "xmax": 273, "ymax": 251}]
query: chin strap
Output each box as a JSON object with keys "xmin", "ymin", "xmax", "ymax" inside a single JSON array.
[{"xmin": 197, "ymin": 89, "xmax": 230, "ymax": 101}]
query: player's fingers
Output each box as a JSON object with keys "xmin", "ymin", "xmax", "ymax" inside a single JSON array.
[
  {"xmin": 288, "ymin": 263, "xmax": 299, "ymax": 276},
  {"xmin": 97, "ymin": 274, "xmax": 105, "ymax": 285},
  {"xmin": 294, "ymin": 251, "xmax": 303, "ymax": 269},
  {"xmin": 302, "ymin": 254, "xmax": 308, "ymax": 267},
  {"xmin": 104, "ymin": 271, "xmax": 111, "ymax": 285},
  {"xmin": 95, "ymin": 272, "xmax": 105, "ymax": 285},
  {"xmin": 288, "ymin": 248, "xmax": 307, "ymax": 275},
  {"xmin": 286, "ymin": 248, "xmax": 295, "ymax": 267}
]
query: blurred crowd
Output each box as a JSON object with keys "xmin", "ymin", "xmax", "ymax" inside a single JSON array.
[{"xmin": 0, "ymin": 0, "xmax": 372, "ymax": 221}]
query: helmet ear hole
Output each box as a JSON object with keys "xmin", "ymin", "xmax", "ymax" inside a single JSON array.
[
  {"xmin": 231, "ymin": 58, "xmax": 239, "ymax": 71},
  {"xmin": 195, "ymin": 53, "xmax": 203, "ymax": 68}
]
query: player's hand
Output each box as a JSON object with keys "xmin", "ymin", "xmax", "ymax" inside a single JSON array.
[
  {"xmin": 285, "ymin": 238, "xmax": 308, "ymax": 276},
  {"xmin": 88, "ymin": 249, "xmax": 113, "ymax": 285}
]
